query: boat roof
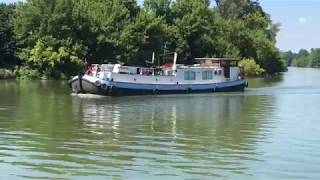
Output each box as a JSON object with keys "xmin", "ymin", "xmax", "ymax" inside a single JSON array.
[
  {"xmin": 177, "ymin": 66, "xmax": 220, "ymax": 69},
  {"xmin": 194, "ymin": 58, "xmax": 240, "ymax": 61}
]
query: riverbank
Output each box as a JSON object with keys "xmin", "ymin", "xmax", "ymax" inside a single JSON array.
[{"xmin": 0, "ymin": 66, "xmax": 73, "ymax": 80}]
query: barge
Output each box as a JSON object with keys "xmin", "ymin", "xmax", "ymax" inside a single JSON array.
[{"xmin": 69, "ymin": 52, "xmax": 247, "ymax": 96}]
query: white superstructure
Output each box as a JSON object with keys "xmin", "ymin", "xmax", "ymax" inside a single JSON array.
[
  {"xmin": 69, "ymin": 52, "xmax": 246, "ymax": 95},
  {"xmin": 88, "ymin": 53, "xmax": 243, "ymax": 85}
]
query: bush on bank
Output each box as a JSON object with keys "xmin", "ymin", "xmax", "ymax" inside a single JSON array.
[
  {"xmin": 0, "ymin": 69, "xmax": 15, "ymax": 79},
  {"xmin": 14, "ymin": 66, "xmax": 41, "ymax": 80},
  {"xmin": 239, "ymin": 58, "xmax": 265, "ymax": 77}
]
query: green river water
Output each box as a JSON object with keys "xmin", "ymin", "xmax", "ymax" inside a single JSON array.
[{"xmin": 0, "ymin": 67, "xmax": 320, "ymax": 179}]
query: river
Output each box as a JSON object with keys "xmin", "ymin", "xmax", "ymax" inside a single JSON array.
[{"xmin": 0, "ymin": 67, "xmax": 320, "ymax": 179}]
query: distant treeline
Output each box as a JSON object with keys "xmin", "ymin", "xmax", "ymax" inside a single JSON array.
[
  {"xmin": 282, "ymin": 49, "xmax": 320, "ymax": 68},
  {"xmin": 1, "ymin": 0, "xmax": 287, "ymax": 79}
]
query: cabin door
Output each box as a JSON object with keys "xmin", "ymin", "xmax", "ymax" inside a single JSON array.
[{"xmin": 223, "ymin": 62, "xmax": 230, "ymax": 78}]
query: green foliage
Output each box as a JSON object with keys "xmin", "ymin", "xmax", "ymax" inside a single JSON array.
[
  {"xmin": 14, "ymin": 66, "xmax": 41, "ymax": 79},
  {"xmin": 13, "ymin": 0, "xmax": 89, "ymax": 77},
  {"xmin": 292, "ymin": 57, "xmax": 310, "ymax": 67},
  {"xmin": 291, "ymin": 48, "xmax": 320, "ymax": 68},
  {"xmin": 310, "ymin": 48, "xmax": 320, "ymax": 68},
  {"xmin": 3, "ymin": 0, "xmax": 288, "ymax": 78},
  {"xmin": 239, "ymin": 58, "xmax": 265, "ymax": 77},
  {"xmin": 170, "ymin": 0, "xmax": 226, "ymax": 61},
  {"xmin": 0, "ymin": 3, "xmax": 17, "ymax": 67},
  {"xmin": 209, "ymin": 0, "xmax": 286, "ymax": 74},
  {"xmin": 281, "ymin": 51, "xmax": 295, "ymax": 67},
  {"xmin": 144, "ymin": 0, "xmax": 172, "ymax": 20},
  {"xmin": 292, "ymin": 49, "xmax": 311, "ymax": 67},
  {"xmin": 21, "ymin": 37, "xmax": 86, "ymax": 78}
]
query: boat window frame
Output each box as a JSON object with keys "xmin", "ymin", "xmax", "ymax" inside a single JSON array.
[
  {"xmin": 202, "ymin": 70, "xmax": 213, "ymax": 80},
  {"xmin": 184, "ymin": 71, "xmax": 196, "ymax": 80}
]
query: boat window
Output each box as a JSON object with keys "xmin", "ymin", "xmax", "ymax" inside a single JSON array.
[
  {"xmin": 184, "ymin": 71, "xmax": 196, "ymax": 80},
  {"xmin": 202, "ymin": 70, "xmax": 213, "ymax": 80}
]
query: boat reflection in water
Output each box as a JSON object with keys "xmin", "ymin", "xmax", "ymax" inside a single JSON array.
[{"xmin": 71, "ymin": 93, "xmax": 274, "ymax": 178}]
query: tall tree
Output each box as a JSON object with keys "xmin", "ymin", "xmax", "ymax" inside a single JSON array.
[
  {"xmin": 168, "ymin": 0, "xmax": 237, "ymax": 63},
  {"xmin": 0, "ymin": 3, "xmax": 17, "ymax": 67},
  {"xmin": 281, "ymin": 51, "xmax": 295, "ymax": 67},
  {"xmin": 292, "ymin": 49, "xmax": 310, "ymax": 67},
  {"xmin": 144, "ymin": 0, "xmax": 172, "ymax": 18},
  {"xmin": 14, "ymin": 0, "xmax": 88, "ymax": 77},
  {"xmin": 214, "ymin": 0, "xmax": 248, "ymax": 19},
  {"xmin": 310, "ymin": 48, "xmax": 320, "ymax": 68},
  {"xmin": 214, "ymin": 0, "xmax": 286, "ymax": 73}
]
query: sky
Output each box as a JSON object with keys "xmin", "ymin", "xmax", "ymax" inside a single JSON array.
[
  {"xmin": 1, "ymin": 0, "xmax": 319, "ymax": 52},
  {"xmin": 259, "ymin": 0, "xmax": 320, "ymax": 52}
]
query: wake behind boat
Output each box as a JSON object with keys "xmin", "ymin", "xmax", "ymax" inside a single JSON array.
[{"xmin": 68, "ymin": 52, "xmax": 247, "ymax": 96}]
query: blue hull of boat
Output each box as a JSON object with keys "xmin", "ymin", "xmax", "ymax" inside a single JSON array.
[{"xmin": 69, "ymin": 76, "xmax": 247, "ymax": 96}]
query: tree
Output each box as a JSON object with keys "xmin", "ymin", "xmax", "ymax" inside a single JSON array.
[
  {"xmin": 292, "ymin": 49, "xmax": 310, "ymax": 67},
  {"xmin": 290, "ymin": 48, "xmax": 320, "ymax": 68},
  {"xmin": 214, "ymin": 0, "xmax": 249, "ymax": 19},
  {"xmin": 13, "ymin": 0, "xmax": 88, "ymax": 78},
  {"xmin": 310, "ymin": 48, "xmax": 320, "ymax": 68},
  {"xmin": 281, "ymin": 51, "xmax": 295, "ymax": 67},
  {"xmin": 0, "ymin": 3, "xmax": 17, "ymax": 67},
  {"xmin": 214, "ymin": 0, "xmax": 267, "ymax": 20},
  {"xmin": 12, "ymin": 0, "xmax": 287, "ymax": 78},
  {"xmin": 168, "ymin": 0, "xmax": 238, "ymax": 63},
  {"xmin": 214, "ymin": 0, "xmax": 286, "ymax": 74},
  {"xmin": 144, "ymin": 0, "xmax": 172, "ymax": 21},
  {"xmin": 128, "ymin": 10, "xmax": 169, "ymax": 65}
]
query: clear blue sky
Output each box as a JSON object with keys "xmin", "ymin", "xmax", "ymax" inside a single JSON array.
[
  {"xmin": 1, "ymin": 0, "xmax": 319, "ymax": 52},
  {"xmin": 260, "ymin": 0, "xmax": 320, "ymax": 52}
]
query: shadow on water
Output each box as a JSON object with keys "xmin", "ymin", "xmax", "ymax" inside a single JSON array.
[{"xmin": 247, "ymin": 75, "xmax": 283, "ymax": 88}]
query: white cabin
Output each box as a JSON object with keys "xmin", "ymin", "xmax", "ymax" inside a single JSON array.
[{"xmin": 85, "ymin": 53, "xmax": 243, "ymax": 85}]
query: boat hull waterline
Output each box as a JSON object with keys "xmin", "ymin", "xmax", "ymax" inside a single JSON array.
[{"xmin": 69, "ymin": 75, "xmax": 247, "ymax": 96}]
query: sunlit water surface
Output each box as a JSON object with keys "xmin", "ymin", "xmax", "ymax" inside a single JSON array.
[{"xmin": 0, "ymin": 67, "xmax": 320, "ymax": 179}]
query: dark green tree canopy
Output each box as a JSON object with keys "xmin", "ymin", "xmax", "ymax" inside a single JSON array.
[
  {"xmin": 0, "ymin": 3, "xmax": 17, "ymax": 67},
  {"xmin": 2, "ymin": 0, "xmax": 288, "ymax": 78}
]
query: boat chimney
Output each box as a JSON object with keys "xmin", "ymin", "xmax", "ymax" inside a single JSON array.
[
  {"xmin": 152, "ymin": 52, "xmax": 155, "ymax": 63},
  {"xmin": 172, "ymin": 52, "xmax": 178, "ymax": 71}
]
